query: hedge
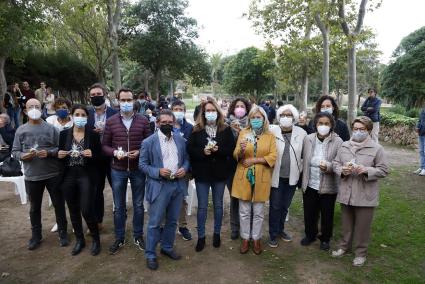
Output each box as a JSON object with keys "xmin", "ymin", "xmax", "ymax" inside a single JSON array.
[{"xmin": 380, "ymin": 112, "xmax": 417, "ymax": 127}]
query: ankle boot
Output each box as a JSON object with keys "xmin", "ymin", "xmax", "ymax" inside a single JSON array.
[
  {"xmin": 59, "ymin": 230, "xmax": 69, "ymax": 247},
  {"xmin": 28, "ymin": 229, "xmax": 42, "ymax": 250},
  {"xmin": 213, "ymin": 233, "xmax": 221, "ymax": 248},
  {"xmin": 195, "ymin": 237, "xmax": 206, "ymax": 252},
  {"xmin": 253, "ymin": 239, "xmax": 262, "ymax": 255},
  {"xmin": 71, "ymin": 238, "xmax": 86, "ymax": 256},
  {"xmin": 240, "ymin": 239, "xmax": 249, "ymax": 254},
  {"xmin": 91, "ymin": 234, "xmax": 101, "ymax": 256}
]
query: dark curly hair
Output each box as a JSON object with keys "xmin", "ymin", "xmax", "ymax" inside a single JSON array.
[
  {"xmin": 312, "ymin": 112, "xmax": 336, "ymax": 132},
  {"xmin": 227, "ymin": 97, "xmax": 252, "ymax": 118},
  {"xmin": 314, "ymin": 95, "xmax": 340, "ymax": 120}
]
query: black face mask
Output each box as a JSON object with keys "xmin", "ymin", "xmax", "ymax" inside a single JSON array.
[
  {"xmin": 91, "ymin": 95, "xmax": 105, "ymax": 107},
  {"xmin": 160, "ymin": 124, "xmax": 173, "ymax": 136}
]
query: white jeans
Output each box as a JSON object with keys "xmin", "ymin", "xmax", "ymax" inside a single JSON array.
[
  {"xmin": 239, "ymin": 200, "xmax": 265, "ymax": 240},
  {"xmin": 371, "ymin": 122, "xmax": 380, "ymax": 143}
]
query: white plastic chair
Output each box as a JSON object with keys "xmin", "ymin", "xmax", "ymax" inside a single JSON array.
[{"xmin": 186, "ymin": 180, "xmax": 197, "ymax": 216}]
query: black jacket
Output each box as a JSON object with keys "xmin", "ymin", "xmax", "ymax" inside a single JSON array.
[
  {"xmin": 187, "ymin": 126, "xmax": 236, "ymax": 182},
  {"xmin": 58, "ymin": 127, "xmax": 102, "ymax": 183}
]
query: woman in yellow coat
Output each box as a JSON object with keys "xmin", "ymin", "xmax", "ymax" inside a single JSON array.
[{"xmin": 232, "ymin": 106, "xmax": 277, "ymax": 255}]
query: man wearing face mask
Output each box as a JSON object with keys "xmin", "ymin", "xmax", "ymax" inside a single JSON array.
[
  {"xmin": 87, "ymin": 83, "xmax": 117, "ymax": 230},
  {"xmin": 268, "ymin": 104, "xmax": 307, "ymax": 247},
  {"xmin": 361, "ymin": 88, "xmax": 382, "ymax": 143},
  {"xmin": 137, "ymin": 90, "xmax": 155, "ymax": 116},
  {"xmin": 102, "ymin": 88, "xmax": 151, "ymax": 254},
  {"xmin": 139, "ymin": 110, "xmax": 190, "ymax": 270},
  {"xmin": 170, "ymin": 100, "xmax": 193, "ymax": 241},
  {"xmin": 12, "ymin": 99, "xmax": 68, "ymax": 250}
]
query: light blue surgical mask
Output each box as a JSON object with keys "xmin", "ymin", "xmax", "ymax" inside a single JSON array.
[
  {"xmin": 320, "ymin": 107, "xmax": 333, "ymax": 114},
  {"xmin": 173, "ymin": 111, "xmax": 185, "ymax": 123},
  {"xmin": 352, "ymin": 130, "xmax": 369, "ymax": 142},
  {"xmin": 205, "ymin": 111, "xmax": 217, "ymax": 122},
  {"xmin": 73, "ymin": 116, "xmax": 87, "ymax": 128},
  {"xmin": 120, "ymin": 102, "xmax": 134, "ymax": 113},
  {"xmin": 250, "ymin": 118, "xmax": 263, "ymax": 130}
]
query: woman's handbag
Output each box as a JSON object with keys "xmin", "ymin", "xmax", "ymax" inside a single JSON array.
[{"xmin": 0, "ymin": 157, "xmax": 23, "ymax": 177}]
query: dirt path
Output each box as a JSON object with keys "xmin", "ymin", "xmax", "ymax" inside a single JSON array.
[{"xmin": 0, "ymin": 144, "xmax": 421, "ymax": 283}]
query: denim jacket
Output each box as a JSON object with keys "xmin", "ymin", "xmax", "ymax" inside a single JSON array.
[
  {"xmin": 361, "ymin": 97, "xmax": 382, "ymax": 122},
  {"xmin": 417, "ymin": 108, "xmax": 425, "ymax": 136}
]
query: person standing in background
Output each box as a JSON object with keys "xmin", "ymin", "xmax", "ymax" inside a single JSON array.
[
  {"xmin": 361, "ymin": 88, "xmax": 382, "ymax": 143},
  {"xmin": 34, "ymin": 82, "xmax": 47, "ymax": 104},
  {"xmin": 20, "ymin": 81, "xmax": 35, "ymax": 124},
  {"xmin": 3, "ymin": 85, "xmax": 20, "ymax": 128},
  {"xmin": 415, "ymin": 107, "xmax": 425, "ymax": 176},
  {"xmin": 43, "ymin": 87, "xmax": 56, "ymax": 118},
  {"xmin": 193, "ymin": 96, "xmax": 207, "ymax": 121}
]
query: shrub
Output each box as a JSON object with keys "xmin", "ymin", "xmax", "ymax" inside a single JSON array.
[{"xmin": 380, "ymin": 112, "xmax": 417, "ymax": 127}]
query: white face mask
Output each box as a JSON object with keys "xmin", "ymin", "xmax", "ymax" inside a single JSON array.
[
  {"xmin": 352, "ymin": 130, "xmax": 369, "ymax": 142},
  {"xmin": 317, "ymin": 125, "xmax": 331, "ymax": 136},
  {"xmin": 27, "ymin": 108, "xmax": 42, "ymax": 120},
  {"xmin": 279, "ymin": 117, "xmax": 293, "ymax": 128}
]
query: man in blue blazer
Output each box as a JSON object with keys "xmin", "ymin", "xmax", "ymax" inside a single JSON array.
[
  {"xmin": 139, "ymin": 110, "xmax": 190, "ymax": 271},
  {"xmin": 87, "ymin": 83, "xmax": 118, "ymax": 228}
]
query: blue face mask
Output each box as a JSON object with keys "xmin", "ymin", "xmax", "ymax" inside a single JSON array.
[
  {"xmin": 320, "ymin": 108, "xmax": 333, "ymax": 114},
  {"xmin": 205, "ymin": 111, "xmax": 217, "ymax": 122},
  {"xmin": 120, "ymin": 102, "xmax": 134, "ymax": 113},
  {"xmin": 56, "ymin": 109, "xmax": 69, "ymax": 119},
  {"xmin": 250, "ymin": 118, "xmax": 263, "ymax": 130},
  {"xmin": 173, "ymin": 111, "xmax": 185, "ymax": 123},
  {"xmin": 73, "ymin": 116, "xmax": 87, "ymax": 128}
]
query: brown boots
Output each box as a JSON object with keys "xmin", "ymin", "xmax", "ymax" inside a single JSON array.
[
  {"xmin": 240, "ymin": 239, "xmax": 262, "ymax": 255},
  {"xmin": 253, "ymin": 240, "xmax": 262, "ymax": 255},
  {"xmin": 240, "ymin": 239, "xmax": 249, "ymax": 254}
]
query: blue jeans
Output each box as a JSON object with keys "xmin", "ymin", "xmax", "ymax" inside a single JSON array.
[
  {"xmin": 145, "ymin": 180, "xmax": 184, "ymax": 259},
  {"xmin": 269, "ymin": 178, "xmax": 296, "ymax": 240},
  {"xmin": 6, "ymin": 107, "xmax": 20, "ymax": 128},
  {"xmin": 419, "ymin": 136, "xmax": 425, "ymax": 169},
  {"xmin": 195, "ymin": 180, "xmax": 226, "ymax": 238},
  {"xmin": 111, "ymin": 169, "xmax": 145, "ymax": 240}
]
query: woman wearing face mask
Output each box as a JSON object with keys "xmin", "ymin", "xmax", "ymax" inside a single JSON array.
[
  {"xmin": 225, "ymin": 97, "xmax": 252, "ymax": 239},
  {"xmin": 187, "ymin": 97, "xmax": 235, "ymax": 252},
  {"xmin": 307, "ymin": 96, "xmax": 350, "ymax": 141},
  {"xmin": 301, "ymin": 112, "xmax": 343, "ymax": 251},
  {"xmin": 332, "ymin": 116, "xmax": 389, "ymax": 267},
  {"xmin": 232, "ymin": 106, "xmax": 277, "ymax": 255},
  {"xmin": 57, "ymin": 104, "xmax": 102, "ymax": 256},
  {"xmin": 46, "ymin": 98, "xmax": 73, "ymax": 131},
  {"xmin": 268, "ymin": 104, "xmax": 307, "ymax": 247}
]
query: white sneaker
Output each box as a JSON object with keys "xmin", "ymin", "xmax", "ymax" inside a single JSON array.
[
  {"xmin": 353, "ymin": 256, "xmax": 366, "ymax": 266},
  {"xmin": 332, "ymin": 248, "xmax": 346, "ymax": 257},
  {"xmin": 414, "ymin": 168, "xmax": 422, "ymax": 174},
  {"xmin": 50, "ymin": 223, "xmax": 58, "ymax": 233},
  {"xmin": 419, "ymin": 169, "xmax": 425, "ymax": 176}
]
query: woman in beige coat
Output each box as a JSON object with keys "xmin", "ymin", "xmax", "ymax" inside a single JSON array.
[
  {"xmin": 332, "ymin": 116, "xmax": 389, "ymax": 267},
  {"xmin": 232, "ymin": 106, "xmax": 277, "ymax": 255}
]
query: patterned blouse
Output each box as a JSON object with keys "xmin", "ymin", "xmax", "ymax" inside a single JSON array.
[{"xmin": 68, "ymin": 138, "xmax": 85, "ymax": 167}]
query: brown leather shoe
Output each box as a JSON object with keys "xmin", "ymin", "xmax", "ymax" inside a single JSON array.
[
  {"xmin": 240, "ymin": 239, "xmax": 249, "ymax": 254},
  {"xmin": 253, "ymin": 240, "xmax": 262, "ymax": 255}
]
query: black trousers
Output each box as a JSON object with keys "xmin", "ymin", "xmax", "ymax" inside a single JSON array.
[
  {"xmin": 61, "ymin": 167, "xmax": 98, "ymax": 239},
  {"xmin": 302, "ymin": 187, "xmax": 337, "ymax": 242},
  {"xmin": 25, "ymin": 175, "xmax": 67, "ymax": 237},
  {"xmin": 93, "ymin": 159, "xmax": 112, "ymax": 224}
]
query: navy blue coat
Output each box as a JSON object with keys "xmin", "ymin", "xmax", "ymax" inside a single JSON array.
[
  {"xmin": 87, "ymin": 106, "xmax": 118, "ymax": 130},
  {"xmin": 361, "ymin": 97, "xmax": 382, "ymax": 122}
]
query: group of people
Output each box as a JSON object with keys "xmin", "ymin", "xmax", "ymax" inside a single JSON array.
[{"xmin": 4, "ymin": 81, "xmax": 422, "ymax": 271}]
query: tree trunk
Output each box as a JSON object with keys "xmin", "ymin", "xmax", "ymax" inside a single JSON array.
[
  {"xmin": 300, "ymin": 22, "xmax": 312, "ymax": 112},
  {"xmin": 108, "ymin": 0, "xmax": 122, "ymax": 93},
  {"xmin": 322, "ymin": 30, "xmax": 330, "ymax": 96},
  {"xmin": 144, "ymin": 70, "xmax": 150, "ymax": 91},
  {"xmin": 347, "ymin": 42, "xmax": 357, "ymax": 126},
  {"xmin": 0, "ymin": 56, "xmax": 7, "ymax": 113},
  {"xmin": 153, "ymin": 71, "xmax": 161, "ymax": 100}
]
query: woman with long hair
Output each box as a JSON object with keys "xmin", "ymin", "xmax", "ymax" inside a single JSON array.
[{"xmin": 187, "ymin": 97, "xmax": 236, "ymax": 252}]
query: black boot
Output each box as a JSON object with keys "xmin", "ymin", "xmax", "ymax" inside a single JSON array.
[
  {"xmin": 71, "ymin": 238, "xmax": 86, "ymax": 256},
  {"xmin": 195, "ymin": 237, "xmax": 206, "ymax": 252},
  {"xmin": 91, "ymin": 235, "xmax": 101, "ymax": 256},
  {"xmin": 59, "ymin": 230, "xmax": 69, "ymax": 247},
  {"xmin": 213, "ymin": 233, "xmax": 221, "ymax": 248},
  {"xmin": 28, "ymin": 230, "xmax": 42, "ymax": 250}
]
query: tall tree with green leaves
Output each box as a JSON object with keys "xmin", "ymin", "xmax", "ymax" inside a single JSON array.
[
  {"xmin": 223, "ymin": 47, "xmax": 275, "ymax": 103},
  {"xmin": 107, "ymin": 0, "xmax": 123, "ymax": 92},
  {"xmin": 0, "ymin": 0, "xmax": 46, "ymax": 111}
]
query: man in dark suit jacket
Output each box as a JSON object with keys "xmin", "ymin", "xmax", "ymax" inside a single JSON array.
[
  {"xmin": 87, "ymin": 83, "xmax": 118, "ymax": 228},
  {"xmin": 139, "ymin": 110, "xmax": 190, "ymax": 270}
]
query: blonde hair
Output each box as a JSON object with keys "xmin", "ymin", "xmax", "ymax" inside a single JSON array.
[
  {"xmin": 193, "ymin": 96, "xmax": 227, "ymax": 132},
  {"xmin": 351, "ymin": 116, "xmax": 373, "ymax": 132},
  {"xmin": 246, "ymin": 106, "xmax": 270, "ymax": 132}
]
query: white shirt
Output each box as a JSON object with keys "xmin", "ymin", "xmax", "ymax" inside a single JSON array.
[
  {"xmin": 158, "ymin": 130, "xmax": 179, "ymax": 174},
  {"xmin": 46, "ymin": 115, "xmax": 73, "ymax": 131},
  {"xmin": 308, "ymin": 136, "xmax": 327, "ymax": 191},
  {"xmin": 121, "ymin": 113, "xmax": 134, "ymax": 130}
]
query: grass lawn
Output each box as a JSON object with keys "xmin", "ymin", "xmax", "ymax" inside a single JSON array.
[{"xmin": 261, "ymin": 165, "xmax": 425, "ymax": 283}]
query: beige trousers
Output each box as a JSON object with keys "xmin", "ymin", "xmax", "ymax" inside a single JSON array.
[
  {"xmin": 239, "ymin": 200, "xmax": 264, "ymax": 240},
  {"xmin": 339, "ymin": 204, "xmax": 375, "ymax": 257}
]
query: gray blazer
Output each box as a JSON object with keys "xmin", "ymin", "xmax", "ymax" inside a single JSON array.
[{"xmin": 139, "ymin": 131, "xmax": 190, "ymax": 203}]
